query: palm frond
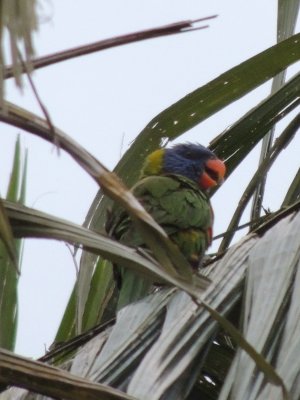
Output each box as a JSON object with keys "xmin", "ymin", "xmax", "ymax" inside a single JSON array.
[
  {"xmin": 1, "ymin": 3, "xmax": 300, "ymax": 399},
  {"xmin": 251, "ymin": 0, "xmax": 300, "ymax": 220},
  {"xmin": 0, "ymin": 348, "xmax": 135, "ymax": 400},
  {"xmin": 74, "ymin": 35, "xmax": 300, "ymax": 339},
  {"xmin": 2, "ymin": 203, "xmax": 299, "ymax": 400}
]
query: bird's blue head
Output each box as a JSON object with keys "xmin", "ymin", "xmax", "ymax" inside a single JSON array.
[{"xmin": 142, "ymin": 143, "xmax": 226, "ymax": 191}]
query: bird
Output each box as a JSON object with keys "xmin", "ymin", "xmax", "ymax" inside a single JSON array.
[{"xmin": 106, "ymin": 143, "xmax": 226, "ymax": 309}]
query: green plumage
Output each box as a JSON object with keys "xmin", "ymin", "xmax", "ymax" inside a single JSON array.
[
  {"xmin": 107, "ymin": 174, "xmax": 213, "ymax": 308},
  {"xmin": 112, "ymin": 175, "xmax": 212, "ymax": 265}
]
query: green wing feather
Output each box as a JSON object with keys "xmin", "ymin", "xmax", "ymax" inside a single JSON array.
[
  {"xmin": 107, "ymin": 174, "xmax": 213, "ymax": 309},
  {"xmin": 109, "ymin": 174, "xmax": 213, "ymax": 268}
]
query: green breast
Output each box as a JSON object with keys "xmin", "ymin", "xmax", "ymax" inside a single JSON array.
[{"xmin": 110, "ymin": 174, "xmax": 213, "ymax": 269}]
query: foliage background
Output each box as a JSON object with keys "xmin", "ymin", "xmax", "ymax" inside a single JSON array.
[{"xmin": 0, "ymin": 0, "xmax": 299, "ymax": 360}]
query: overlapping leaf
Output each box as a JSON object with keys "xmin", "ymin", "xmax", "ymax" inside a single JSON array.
[
  {"xmin": 77, "ymin": 34, "xmax": 300, "ymax": 339},
  {"xmin": 0, "ymin": 137, "xmax": 26, "ymax": 351}
]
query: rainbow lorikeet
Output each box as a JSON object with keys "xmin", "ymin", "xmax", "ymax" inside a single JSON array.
[{"xmin": 107, "ymin": 143, "xmax": 226, "ymax": 309}]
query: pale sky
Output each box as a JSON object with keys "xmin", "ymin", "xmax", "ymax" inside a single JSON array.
[{"xmin": 1, "ymin": 0, "xmax": 299, "ymax": 357}]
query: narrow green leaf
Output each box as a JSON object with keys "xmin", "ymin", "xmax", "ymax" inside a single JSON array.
[
  {"xmin": 16, "ymin": 149, "xmax": 28, "ymax": 272},
  {"xmin": 0, "ymin": 136, "xmax": 26, "ymax": 350},
  {"xmin": 55, "ymin": 287, "xmax": 77, "ymax": 344},
  {"xmin": 18, "ymin": 148, "xmax": 28, "ymax": 204},
  {"xmin": 82, "ymin": 259, "xmax": 115, "ymax": 332},
  {"xmin": 0, "ymin": 240, "xmax": 18, "ymax": 350},
  {"xmin": 6, "ymin": 135, "xmax": 21, "ymax": 202},
  {"xmin": 76, "ymin": 254, "xmax": 114, "ymax": 337},
  {"xmin": 0, "ymin": 198, "xmax": 17, "ymax": 267},
  {"xmin": 76, "ymin": 255, "xmax": 92, "ymax": 334}
]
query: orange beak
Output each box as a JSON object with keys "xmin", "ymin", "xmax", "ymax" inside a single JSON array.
[{"xmin": 199, "ymin": 158, "xmax": 226, "ymax": 190}]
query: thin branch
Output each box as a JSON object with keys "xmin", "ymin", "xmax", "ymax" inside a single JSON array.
[
  {"xmin": 218, "ymin": 113, "xmax": 300, "ymax": 253},
  {"xmin": 39, "ymin": 318, "xmax": 115, "ymax": 363},
  {"xmin": 18, "ymin": 50, "xmax": 58, "ymax": 149},
  {"xmin": 4, "ymin": 16, "xmax": 217, "ymax": 79},
  {"xmin": 254, "ymin": 198, "xmax": 300, "ymax": 236},
  {"xmin": 65, "ymin": 243, "xmax": 80, "ymax": 276},
  {"xmin": 213, "ymin": 198, "xmax": 300, "ymax": 242},
  {"xmin": 213, "ymin": 220, "xmax": 255, "ymax": 241}
]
